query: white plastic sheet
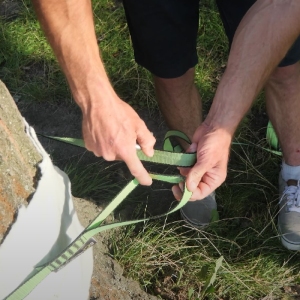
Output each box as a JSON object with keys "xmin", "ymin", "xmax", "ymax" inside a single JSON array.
[{"xmin": 0, "ymin": 121, "xmax": 93, "ymax": 299}]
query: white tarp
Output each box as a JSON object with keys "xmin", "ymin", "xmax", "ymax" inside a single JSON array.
[{"xmin": 0, "ymin": 121, "xmax": 93, "ymax": 299}]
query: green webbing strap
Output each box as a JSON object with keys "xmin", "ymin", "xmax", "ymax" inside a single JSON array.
[
  {"xmin": 5, "ymin": 132, "xmax": 195, "ymax": 300},
  {"xmin": 37, "ymin": 135, "xmax": 196, "ymax": 167},
  {"xmin": 163, "ymin": 130, "xmax": 191, "ymax": 152}
]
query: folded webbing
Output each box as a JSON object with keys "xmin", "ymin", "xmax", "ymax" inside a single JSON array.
[{"xmin": 5, "ymin": 131, "xmax": 195, "ymax": 300}]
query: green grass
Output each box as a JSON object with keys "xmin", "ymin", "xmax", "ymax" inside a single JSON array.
[
  {"xmin": 109, "ymin": 131, "xmax": 300, "ymax": 299},
  {"xmin": 1, "ymin": 0, "xmax": 300, "ymax": 299},
  {"xmin": 63, "ymin": 160, "xmax": 121, "ymax": 200}
]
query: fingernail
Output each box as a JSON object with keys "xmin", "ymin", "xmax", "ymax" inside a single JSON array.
[
  {"xmin": 187, "ymin": 143, "xmax": 197, "ymax": 153},
  {"xmin": 145, "ymin": 177, "xmax": 153, "ymax": 186},
  {"xmin": 149, "ymin": 149, "xmax": 154, "ymax": 157}
]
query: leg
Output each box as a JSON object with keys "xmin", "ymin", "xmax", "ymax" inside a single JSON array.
[
  {"xmin": 265, "ymin": 62, "xmax": 300, "ymax": 250},
  {"xmin": 154, "ymin": 67, "xmax": 202, "ymax": 150},
  {"xmin": 153, "ymin": 68, "xmax": 217, "ymax": 226},
  {"xmin": 123, "ymin": 0, "xmax": 217, "ymax": 226},
  {"xmin": 265, "ymin": 62, "xmax": 300, "ymax": 166}
]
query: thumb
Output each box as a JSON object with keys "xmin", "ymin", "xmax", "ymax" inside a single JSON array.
[
  {"xmin": 186, "ymin": 163, "xmax": 204, "ymax": 193},
  {"xmin": 136, "ymin": 123, "xmax": 156, "ymax": 157},
  {"xmin": 184, "ymin": 142, "xmax": 199, "ymax": 191},
  {"xmin": 187, "ymin": 142, "xmax": 197, "ymax": 153}
]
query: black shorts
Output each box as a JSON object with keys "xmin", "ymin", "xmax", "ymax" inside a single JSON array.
[{"xmin": 123, "ymin": 0, "xmax": 300, "ymax": 78}]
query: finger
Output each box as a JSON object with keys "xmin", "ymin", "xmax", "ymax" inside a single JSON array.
[
  {"xmin": 172, "ymin": 185, "xmax": 182, "ymax": 201},
  {"xmin": 186, "ymin": 142, "xmax": 197, "ymax": 153},
  {"xmin": 188, "ymin": 183, "xmax": 212, "ymax": 200},
  {"xmin": 178, "ymin": 167, "xmax": 191, "ymax": 177},
  {"xmin": 186, "ymin": 163, "xmax": 205, "ymax": 192},
  {"xmin": 173, "ymin": 182, "xmax": 205, "ymax": 202},
  {"xmin": 176, "ymin": 143, "xmax": 196, "ymax": 177},
  {"xmin": 136, "ymin": 122, "xmax": 156, "ymax": 157},
  {"xmin": 178, "ymin": 181, "xmax": 184, "ymax": 192},
  {"xmin": 123, "ymin": 151, "xmax": 152, "ymax": 185},
  {"xmin": 189, "ymin": 171, "xmax": 222, "ymax": 200},
  {"xmin": 84, "ymin": 136, "xmax": 103, "ymax": 157}
]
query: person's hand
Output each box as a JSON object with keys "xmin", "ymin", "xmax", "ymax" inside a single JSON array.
[
  {"xmin": 81, "ymin": 94, "xmax": 156, "ymax": 185},
  {"xmin": 172, "ymin": 122, "xmax": 232, "ymax": 200}
]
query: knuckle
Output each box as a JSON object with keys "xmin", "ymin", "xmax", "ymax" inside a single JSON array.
[
  {"xmin": 118, "ymin": 147, "xmax": 131, "ymax": 159},
  {"xmin": 102, "ymin": 152, "xmax": 116, "ymax": 161},
  {"xmin": 191, "ymin": 169, "xmax": 202, "ymax": 180},
  {"xmin": 130, "ymin": 167, "xmax": 143, "ymax": 178},
  {"xmin": 148, "ymin": 135, "xmax": 156, "ymax": 146},
  {"xmin": 93, "ymin": 151, "xmax": 102, "ymax": 158},
  {"xmin": 197, "ymin": 148, "xmax": 209, "ymax": 158},
  {"xmin": 220, "ymin": 171, "xmax": 227, "ymax": 182},
  {"xmin": 138, "ymin": 119, "xmax": 147, "ymax": 128}
]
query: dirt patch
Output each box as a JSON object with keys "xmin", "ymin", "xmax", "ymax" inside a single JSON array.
[{"xmin": 73, "ymin": 197, "xmax": 157, "ymax": 300}]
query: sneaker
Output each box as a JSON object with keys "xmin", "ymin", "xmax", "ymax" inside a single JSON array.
[
  {"xmin": 180, "ymin": 192, "xmax": 219, "ymax": 227},
  {"xmin": 278, "ymin": 173, "xmax": 300, "ymax": 250}
]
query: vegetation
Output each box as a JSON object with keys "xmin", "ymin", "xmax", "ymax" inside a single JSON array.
[{"xmin": 1, "ymin": 0, "xmax": 300, "ymax": 299}]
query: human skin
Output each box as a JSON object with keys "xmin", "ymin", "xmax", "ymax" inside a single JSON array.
[
  {"xmin": 173, "ymin": 0, "xmax": 300, "ymax": 200},
  {"xmin": 265, "ymin": 63, "xmax": 300, "ymax": 167},
  {"xmin": 154, "ymin": 68, "xmax": 202, "ymax": 151},
  {"xmin": 31, "ymin": 0, "xmax": 156, "ymax": 186}
]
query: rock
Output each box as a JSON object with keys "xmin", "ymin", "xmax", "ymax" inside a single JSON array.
[{"xmin": 0, "ymin": 80, "xmax": 42, "ymax": 244}]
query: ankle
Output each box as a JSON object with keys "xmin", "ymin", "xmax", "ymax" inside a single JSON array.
[{"xmin": 282, "ymin": 161, "xmax": 300, "ymax": 181}]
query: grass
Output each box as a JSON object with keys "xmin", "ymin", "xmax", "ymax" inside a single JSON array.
[
  {"xmin": 1, "ymin": 0, "xmax": 300, "ymax": 299},
  {"xmin": 64, "ymin": 160, "xmax": 121, "ymax": 200},
  {"xmin": 109, "ymin": 133, "xmax": 299, "ymax": 299}
]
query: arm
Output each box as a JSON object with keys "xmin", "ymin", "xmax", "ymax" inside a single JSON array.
[
  {"xmin": 31, "ymin": 0, "xmax": 155, "ymax": 185},
  {"xmin": 207, "ymin": 0, "xmax": 300, "ymax": 134},
  {"xmin": 175, "ymin": 0, "xmax": 300, "ymax": 200}
]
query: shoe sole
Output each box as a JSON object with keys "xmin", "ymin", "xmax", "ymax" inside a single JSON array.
[
  {"xmin": 280, "ymin": 236, "xmax": 300, "ymax": 251},
  {"xmin": 180, "ymin": 194, "xmax": 218, "ymax": 228},
  {"xmin": 180, "ymin": 209, "xmax": 209, "ymax": 228},
  {"xmin": 278, "ymin": 224, "xmax": 300, "ymax": 251}
]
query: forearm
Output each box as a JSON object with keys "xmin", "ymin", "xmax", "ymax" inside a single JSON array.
[
  {"xmin": 31, "ymin": 0, "xmax": 156, "ymax": 184},
  {"xmin": 205, "ymin": 0, "xmax": 300, "ymax": 135},
  {"xmin": 31, "ymin": 0, "xmax": 115, "ymax": 111}
]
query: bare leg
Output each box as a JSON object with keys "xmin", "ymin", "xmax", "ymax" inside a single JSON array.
[
  {"xmin": 153, "ymin": 67, "xmax": 202, "ymax": 149},
  {"xmin": 265, "ymin": 62, "xmax": 300, "ymax": 166},
  {"xmin": 265, "ymin": 62, "xmax": 300, "ymax": 250},
  {"xmin": 154, "ymin": 67, "xmax": 217, "ymax": 225}
]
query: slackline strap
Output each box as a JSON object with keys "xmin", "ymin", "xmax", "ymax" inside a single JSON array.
[{"xmin": 5, "ymin": 131, "xmax": 196, "ymax": 300}]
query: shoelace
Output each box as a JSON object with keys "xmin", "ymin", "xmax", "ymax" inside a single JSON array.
[{"xmin": 280, "ymin": 180, "xmax": 300, "ymax": 212}]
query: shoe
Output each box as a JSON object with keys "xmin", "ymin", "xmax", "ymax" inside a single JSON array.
[
  {"xmin": 278, "ymin": 173, "xmax": 300, "ymax": 250},
  {"xmin": 180, "ymin": 192, "xmax": 218, "ymax": 227}
]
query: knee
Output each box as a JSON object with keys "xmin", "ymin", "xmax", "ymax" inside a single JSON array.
[{"xmin": 153, "ymin": 67, "xmax": 195, "ymax": 91}]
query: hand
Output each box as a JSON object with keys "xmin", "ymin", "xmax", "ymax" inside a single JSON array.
[
  {"xmin": 81, "ymin": 93, "xmax": 156, "ymax": 185},
  {"xmin": 172, "ymin": 122, "xmax": 231, "ymax": 200}
]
